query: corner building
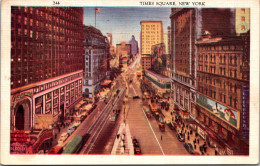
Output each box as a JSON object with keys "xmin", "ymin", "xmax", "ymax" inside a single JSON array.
[{"xmin": 11, "ymin": 7, "xmax": 84, "ymax": 131}]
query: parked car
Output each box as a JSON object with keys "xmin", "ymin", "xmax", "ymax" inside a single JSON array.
[
  {"xmin": 168, "ymin": 123, "xmax": 177, "ymax": 130},
  {"xmin": 132, "ymin": 137, "xmax": 142, "ymax": 155},
  {"xmin": 184, "ymin": 142, "xmax": 194, "ymax": 154},
  {"xmin": 58, "ymin": 132, "xmax": 68, "ymax": 145},
  {"xmin": 67, "ymin": 125, "xmax": 77, "ymax": 136},
  {"xmin": 176, "ymin": 133, "xmax": 185, "ymax": 142},
  {"xmin": 133, "ymin": 96, "xmax": 140, "ymax": 99},
  {"xmin": 158, "ymin": 123, "xmax": 165, "ymax": 132}
]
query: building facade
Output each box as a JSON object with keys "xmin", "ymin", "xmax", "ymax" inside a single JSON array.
[
  {"xmin": 140, "ymin": 21, "xmax": 163, "ymax": 77},
  {"xmin": 129, "ymin": 35, "xmax": 139, "ymax": 56},
  {"xmin": 116, "ymin": 42, "xmax": 131, "ymax": 70},
  {"xmin": 83, "ymin": 26, "xmax": 109, "ymax": 99},
  {"xmin": 170, "ymin": 8, "xmax": 249, "ymax": 155},
  {"xmin": 11, "ymin": 7, "xmax": 84, "ymax": 131}
]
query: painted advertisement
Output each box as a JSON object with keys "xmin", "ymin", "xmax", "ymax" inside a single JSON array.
[{"xmin": 197, "ymin": 94, "xmax": 238, "ymax": 128}]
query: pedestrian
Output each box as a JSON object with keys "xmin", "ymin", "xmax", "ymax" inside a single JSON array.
[
  {"xmin": 187, "ymin": 135, "xmax": 190, "ymax": 141},
  {"xmin": 55, "ymin": 133, "xmax": 57, "ymax": 139},
  {"xmin": 58, "ymin": 127, "xmax": 60, "ymax": 133},
  {"xmin": 204, "ymin": 146, "xmax": 207, "ymax": 153},
  {"xmin": 194, "ymin": 144, "xmax": 196, "ymax": 149},
  {"xmin": 194, "ymin": 138, "xmax": 196, "ymax": 143},
  {"xmin": 215, "ymin": 149, "xmax": 218, "ymax": 155},
  {"xmin": 190, "ymin": 130, "xmax": 193, "ymax": 135},
  {"xmin": 197, "ymin": 138, "xmax": 200, "ymax": 144},
  {"xmin": 161, "ymin": 135, "xmax": 163, "ymax": 141}
]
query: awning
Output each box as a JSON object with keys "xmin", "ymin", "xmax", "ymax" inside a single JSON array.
[
  {"xmin": 101, "ymin": 80, "xmax": 112, "ymax": 86},
  {"xmin": 74, "ymin": 100, "xmax": 85, "ymax": 110}
]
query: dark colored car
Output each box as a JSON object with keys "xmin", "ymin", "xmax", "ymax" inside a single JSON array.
[
  {"xmin": 176, "ymin": 133, "xmax": 185, "ymax": 142},
  {"xmin": 184, "ymin": 142, "xmax": 194, "ymax": 154},
  {"xmin": 132, "ymin": 137, "xmax": 142, "ymax": 155},
  {"xmin": 133, "ymin": 96, "xmax": 140, "ymax": 99}
]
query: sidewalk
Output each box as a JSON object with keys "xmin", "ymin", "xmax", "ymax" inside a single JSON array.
[
  {"xmin": 111, "ymin": 123, "xmax": 134, "ymax": 155},
  {"xmin": 159, "ymin": 103, "xmax": 216, "ymax": 155}
]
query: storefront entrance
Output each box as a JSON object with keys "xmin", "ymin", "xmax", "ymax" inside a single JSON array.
[{"xmin": 15, "ymin": 105, "xmax": 25, "ymax": 130}]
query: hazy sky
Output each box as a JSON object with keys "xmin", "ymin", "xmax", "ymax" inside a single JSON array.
[{"xmin": 83, "ymin": 7, "xmax": 171, "ymax": 47}]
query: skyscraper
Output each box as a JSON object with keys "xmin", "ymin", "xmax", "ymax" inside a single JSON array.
[
  {"xmin": 11, "ymin": 7, "xmax": 84, "ymax": 131},
  {"xmin": 140, "ymin": 21, "xmax": 163, "ymax": 76}
]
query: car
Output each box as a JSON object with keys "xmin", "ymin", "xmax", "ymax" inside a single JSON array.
[
  {"xmin": 133, "ymin": 96, "xmax": 140, "ymax": 99},
  {"xmin": 67, "ymin": 125, "xmax": 77, "ymax": 136},
  {"xmin": 184, "ymin": 142, "xmax": 194, "ymax": 154},
  {"xmin": 132, "ymin": 137, "xmax": 142, "ymax": 155},
  {"xmin": 176, "ymin": 133, "xmax": 185, "ymax": 142},
  {"xmin": 168, "ymin": 123, "xmax": 177, "ymax": 131},
  {"xmin": 158, "ymin": 123, "xmax": 165, "ymax": 131},
  {"xmin": 57, "ymin": 132, "xmax": 68, "ymax": 145}
]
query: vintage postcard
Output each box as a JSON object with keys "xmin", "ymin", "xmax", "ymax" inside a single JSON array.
[{"xmin": 1, "ymin": 0, "xmax": 259, "ymax": 164}]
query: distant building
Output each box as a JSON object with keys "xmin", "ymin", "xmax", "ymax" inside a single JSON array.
[
  {"xmin": 140, "ymin": 21, "xmax": 163, "ymax": 76},
  {"xmin": 83, "ymin": 26, "xmax": 109, "ymax": 100},
  {"xmin": 116, "ymin": 42, "xmax": 131, "ymax": 70},
  {"xmin": 129, "ymin": 35, "xmax": 139, "ymax": 56},
  {"xmin": 140, "ymin": 21, "xmax": 163, "ymax": 55},
  {"xmin": 107, "ymin": 33, "xmax": 115, "ymax": 56},
  {"xmin": 163, "ymin": 34, "xmax": 169, "ymax": 54},
  {"xmin": 10, "ymin": 7, "xmax": 84, "ymax": 131}
]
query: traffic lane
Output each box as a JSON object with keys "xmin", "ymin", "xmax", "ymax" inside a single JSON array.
[
  {"xmin": 63, "ymin": 100, "xmax": 108, "ymax": 145},
  {"xmin": 148, "ymin": 114, "xmax": 190, "ymax": 155},
  {"xmin": 126, "ymin": 98, "xmax": 163, "ymax": 155}
]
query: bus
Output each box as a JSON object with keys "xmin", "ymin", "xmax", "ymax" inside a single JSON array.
[{"xmin": 62, "ymin": 135, "xmax": 83, "ymax": 154}]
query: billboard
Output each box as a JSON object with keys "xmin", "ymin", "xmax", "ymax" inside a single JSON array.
[{"xmin": 197, "ymin": 94, "xmax": 239, "ymax": 129}]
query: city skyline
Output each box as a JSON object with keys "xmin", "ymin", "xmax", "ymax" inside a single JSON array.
[{"xmin": 83, "ymin": 7, "xmax": 171, "ymax": 46}]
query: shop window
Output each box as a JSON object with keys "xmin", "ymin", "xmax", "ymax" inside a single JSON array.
[
  {"xmin": 60, "ymin": 94, "xmax": 65, "ymax": 102},
  {"xmin": 46, "ymin": 101, "xmax": 51, "ymax": 111},
  {"xmin": 35, "ymin": 96, "xmax": 43, "ymax": 105},
  {"xmin": 45, "ymin": 92, "xmax": 51, "ymax": 100},
  {"xmin": 35, "ymin": 107, "xmax": 42, "ymax": 114},
  {"xmin": 53, "ymin": 107, "xmax": 59, "ymax": 116}
]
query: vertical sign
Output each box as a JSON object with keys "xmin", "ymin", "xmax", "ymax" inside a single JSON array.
[{"xmin": 241, "ymin": 86, "xmax": 249, "ymax": 139}]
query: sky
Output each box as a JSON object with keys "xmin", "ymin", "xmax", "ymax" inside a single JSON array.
[{"xmin": 83, "ymin": 7, "xmax": 171, "ymax": 47}]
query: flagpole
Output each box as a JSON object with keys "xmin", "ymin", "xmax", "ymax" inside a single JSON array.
[{"xmin": 95, "ymin": 8, "xmax": 96, "ymax": 27}]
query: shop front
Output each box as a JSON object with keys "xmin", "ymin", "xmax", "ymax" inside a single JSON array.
[{"xmin": 196, "ymin": 103, "xmax": 241, "ymax": 155}]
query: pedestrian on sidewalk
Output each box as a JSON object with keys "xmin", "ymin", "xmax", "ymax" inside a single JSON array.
[
  {"xmin": 197, "ymin": 138, "xmax": 200, "ymax": 144},
  {"xmin": 190, "ymin": 129, "xmax": 193, "ymax": 135},
  {"xmin": 194, "ymin": 144, "xmax": 196, "ymax": 149},
  {"xmin": 161, "ymin": 135, "xmax": 163, "ymax": 141},
  {"xmin": 58, "ymin": 126, "xmax": 60, "ymax": 133},
  {"xmin": 187, "ymin": 135, "xmax": 190, "ymax": 141}
]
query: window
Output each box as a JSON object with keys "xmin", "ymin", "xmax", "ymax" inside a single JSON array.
[{"xmin": 24, "ymin": 17, "xmax": 27, "ymax": 25}]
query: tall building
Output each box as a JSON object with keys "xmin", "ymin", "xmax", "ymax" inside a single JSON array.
[
  {"xmin": 170, "ymin": 8, "xmax": 249, "ymax": 155},
  {"xmin": 11, "ymin": 7, "xmax": 84, "ymax": 131},
  {"xmin": 129, "ymin": 35, "xmax": 139, "ymax": 56},
  {"xmin": 163, "ymin": 34, "xmax": 169, "ymax": 54},
  {"xmin": 140, "ymin": 21, "xmax": 163, "ymax": 76},
  {"xmin": 116, "ymin": 42, "xmax": 131, "ymax": 71},
  {"xmin": 83, "ymin": 26, "xmax": 109, "ymax": 100},
  {"xmin": 107, "ymin": 33, "xmax": 115, "ymax": 57}
]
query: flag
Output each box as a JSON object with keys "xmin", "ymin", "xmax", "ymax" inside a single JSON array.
[{"xmin": 95, "ymin": 8, "xmax": 100, "ymax": 13}]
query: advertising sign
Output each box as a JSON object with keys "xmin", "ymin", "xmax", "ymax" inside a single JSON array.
[
  {"xmin": 197, "ymin": 94, "xmax": 239, "ymax": 129},
  {"xmin": 241, "ymin": 86, "xmax": 249, "ymax": 139}
]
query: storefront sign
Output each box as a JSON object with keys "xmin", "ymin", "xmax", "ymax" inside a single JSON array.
[
  {"xmin": 197, "ymin": 94, "xmax": 239, "ymax": 129},
  {"xmin": 10, "ymin": 143, "xmax": 27, "ymax": 154},
  {"xmin": 241, "ymin": 86, "xmax": 249, "ymax": 139}
]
